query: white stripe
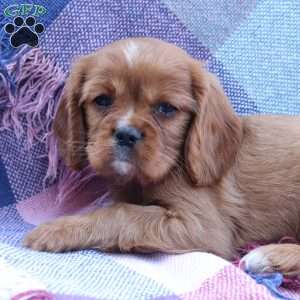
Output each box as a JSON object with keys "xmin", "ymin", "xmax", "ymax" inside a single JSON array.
[
  {"xmin": 117, "ymin": 108, "xmax": 134, "ymax": 128},
  {"xmin": 111, "ymin": 252, "xmax": 229, "ymax": 294},
  {"xmin": 123, "ymin": 41, "xmax": 139, "ymax": 66}
]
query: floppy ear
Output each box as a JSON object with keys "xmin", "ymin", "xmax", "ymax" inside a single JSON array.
[
  {"xmin": 185, "ymin": 60, "xmax": 243, "ymax": 186},
  {"xmin": 53, "ymin": 57, "xmax": 90, "ymax": 170}
]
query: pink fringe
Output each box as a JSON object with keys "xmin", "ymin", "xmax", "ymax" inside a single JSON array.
[
  {"xmin": 12, "ymin": 290, "xmax": 53, "ymax": 300},
  {"xmin": 0, "ymin": 48, "xmax": 65, "ymax": 181},
  {"xmin": 56, "ymin": 165, "xmax": 101, "ymax": 203},
  {"xmin": 0, "ymin": 47, "xmax": 109, "ymax": 206}
]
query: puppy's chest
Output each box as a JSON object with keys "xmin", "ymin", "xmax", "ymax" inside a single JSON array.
[
  {"xmin": 112, "ymin": 182, "xmax": 152, "ymax": 205},
  {"xmin": 113, "ymin": 179, "xmax": 183, "ymax": 207}
]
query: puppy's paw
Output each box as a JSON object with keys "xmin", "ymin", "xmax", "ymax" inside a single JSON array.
[
  {"xmin": 23, "ymin": 221, "xmax": 76, "ymax": 252},
  {"xmin": 239, "ymin": 246, "xmax": 273, "ymax": 274},
  {"xmin": 240, "ymin": 244, "xmax": 300, "ymax": 276}
]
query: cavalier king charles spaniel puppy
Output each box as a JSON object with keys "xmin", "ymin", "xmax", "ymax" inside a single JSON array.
[{"xmin": 24, "ymin": 38, "xmax": 300, "ymax": 276}]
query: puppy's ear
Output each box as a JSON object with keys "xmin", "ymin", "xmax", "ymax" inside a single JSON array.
[
  {"xmin": 53, "ymin": 57, "xmax": 91, "ymax": 170},
  {"xmin": 185, "ymin": 60, "xmax": 243, "ymax": 186}
]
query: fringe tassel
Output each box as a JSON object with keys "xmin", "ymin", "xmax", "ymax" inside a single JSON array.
[
  {"xmin": 0, "ymin": 46, "xmax": 66, "ymax": 181},
  {"xmin": 0, "ymin": 28, "xmax": 109, "ymax": 208},
  {"xmin": 56, "ymin": 165, "xmax": 100, "ymax": 204}
]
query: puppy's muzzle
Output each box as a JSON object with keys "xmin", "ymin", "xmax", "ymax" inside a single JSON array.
[{"xmin": 114, "ymin": 126, "xmax": 143, "ymax": 148}]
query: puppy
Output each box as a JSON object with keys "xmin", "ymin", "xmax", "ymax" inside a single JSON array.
[{"xmin": 24, "ymin": 38, "xmax": 300, "ymax": 276}]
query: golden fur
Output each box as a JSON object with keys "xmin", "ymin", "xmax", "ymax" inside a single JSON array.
[{"xmin": 24, "ymin": 38, "xmax": 300, "ymax": 275}]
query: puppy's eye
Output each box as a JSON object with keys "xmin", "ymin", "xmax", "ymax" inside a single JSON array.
[
  {"xmin": 94, "ymin": 95, "xmax": 113, "ymax": 107},
  {"xmin": 154, "ymin": 102, "xmax": 178, "ymax": 117}
]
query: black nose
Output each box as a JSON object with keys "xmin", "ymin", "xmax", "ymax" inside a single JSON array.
[{"xmin": 114, "ymin": 126, "xmax": 143, "ymax": 148}]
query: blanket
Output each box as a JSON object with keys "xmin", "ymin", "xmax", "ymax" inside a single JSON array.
[{"xmin": 0, "ymin": 0, "xmax": 299, "ymax": 299}]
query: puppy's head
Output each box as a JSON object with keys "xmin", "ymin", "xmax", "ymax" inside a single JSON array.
[{"xmin": 54, "ymin": 38, "xmax": 242, "ymax": 186}]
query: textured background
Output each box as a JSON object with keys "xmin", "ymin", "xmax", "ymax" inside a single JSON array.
[{"xmin": 0, "ymin": 1, "xmax": 299, "ymax": 299}]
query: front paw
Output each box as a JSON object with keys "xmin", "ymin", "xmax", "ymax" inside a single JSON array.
[{"xmin": 23, "ymin": 221, "xmax": 75, "ymax": 252}]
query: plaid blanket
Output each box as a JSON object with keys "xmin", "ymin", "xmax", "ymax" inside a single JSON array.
[{"xmin": 0, "ymin": 0, "xmax": 299, "ymax": 299}]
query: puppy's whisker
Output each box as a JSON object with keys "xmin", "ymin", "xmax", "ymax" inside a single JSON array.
[
  {"xmin": 135, "ymin": 115, "xmax": 156, "ymax": 129},
  {"xmin": 86, "ymin": 148, "xmax": 112, "ymax": 156},
  {"xmin": 87, "ymin": 142, "xmax": 112, "ymax": 150}
]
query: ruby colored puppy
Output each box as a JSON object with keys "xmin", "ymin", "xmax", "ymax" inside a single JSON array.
[{"xmin": 24, "ymin": 38, "xmax": 300, "ymax": 276}]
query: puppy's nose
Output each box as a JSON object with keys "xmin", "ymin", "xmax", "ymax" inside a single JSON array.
[{"xmin": 114, "ymin": 126, "xmax": 143, "ymax": 148}]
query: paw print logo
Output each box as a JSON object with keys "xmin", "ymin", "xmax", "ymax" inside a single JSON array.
[{"xmin": 4, "ymin": 16, "xmax": 45, "ymax": 48}]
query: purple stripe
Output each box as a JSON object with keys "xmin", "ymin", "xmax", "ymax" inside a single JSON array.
[
  {"xmin": 151, "ymin": 295, "xmax": 181, "ymax": 300},
  {"xmin": 0, "ymin": 154, "xmax": 15, "ymax": 207},
  {"xmin": 55, "ymin": 294, "xmax": 101, "ymax": 300}
]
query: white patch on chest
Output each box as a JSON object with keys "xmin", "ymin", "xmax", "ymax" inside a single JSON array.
[
  {"xmin": 123, "ymin": 41, "xmax": 139, "ymax": 66},
  {"xmin": 112, "ymin": 161, "xmax": 133, "ymax": 175}
]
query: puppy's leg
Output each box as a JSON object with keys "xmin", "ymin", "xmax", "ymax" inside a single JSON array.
[
  {"xmin": 240, "ymin": 244, "xmax": 300, "ymax": 276},
  {"xmin": 23, "ymin": 203, "xmax": 205, "ymax": 253}
]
